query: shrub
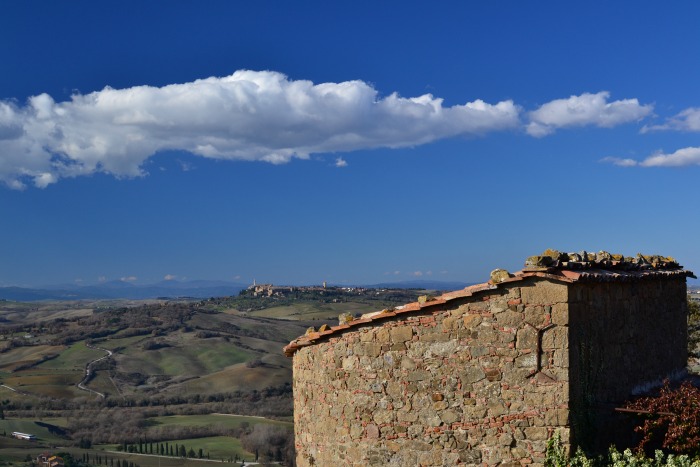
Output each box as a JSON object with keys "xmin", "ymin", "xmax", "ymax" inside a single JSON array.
[
  {"xmin": 545, "ymin": 433, "xmax": 700, "ymax": 467},
  {"xmin": 624, "ymin": 380, "xmax": 700, "ymax": 456}
]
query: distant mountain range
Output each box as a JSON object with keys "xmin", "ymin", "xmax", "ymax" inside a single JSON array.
[
  {"xmin": 0, "ymin": 279, "xmax": 473, "ymax": 302},
  {"xmin": 0, "ymin": 280, "xmax": 249, "ymax": 301},
  {"xmin": 363, "ymin": 280, "xmax": 473, "ymax": 291}
]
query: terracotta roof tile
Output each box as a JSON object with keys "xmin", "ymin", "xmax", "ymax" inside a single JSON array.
[{"xmin": 282, "ymin": 265, "xmax": 694, "ymax": 357}]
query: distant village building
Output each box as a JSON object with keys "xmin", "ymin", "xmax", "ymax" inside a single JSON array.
[
  {"xmin": 12, "ymin": 431, "xmax": 36, "ymax": 441},
  {"xmin": 36, "ymin": 453, "xmax": 64, "ymax": 467},
  {"xmin": 247, "ymin": 282, "xmax": 333, "ymax": 298},
  {"xmin": 284, "ymin": 251, "xmax": 694, "ymax": 466}
]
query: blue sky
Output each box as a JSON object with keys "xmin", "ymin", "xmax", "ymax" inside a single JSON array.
[{"xmin": 2, "ymin": 1, "xmax": 700, "ymax": 287}]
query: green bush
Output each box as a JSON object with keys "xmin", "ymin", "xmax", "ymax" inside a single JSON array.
[{"xmin": 545, "ymin": 432, "xmax": 700, "ymax": 466}]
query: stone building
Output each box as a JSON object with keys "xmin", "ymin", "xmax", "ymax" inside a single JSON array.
[{"xmin": 283, "ymin": 251, "xmax": 694, "ymax": 466}]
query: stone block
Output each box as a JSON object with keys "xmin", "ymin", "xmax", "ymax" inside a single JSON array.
[
  {"xmin": 400, "ymin": 357, "xmax": 417, "ymax": 370},
  {"xmin": 440, "ymin": 410, "xmax": 459, "ymax": 424},
  {"xmin": 521, "ymin": 281, "xmax": 568, "ymax": 305},
  {"xmin": 499, "ymin": 433, "xmax": 515, "ymax": 446},
  {"xmin": 496, "ymin": 310, "xmax": 523, "ymax": 327},
  {"xmin": 542, "ymin": 327, "xmax": 568, "ymax": 349},
  {"xmin": 552, "ymin": 350, "xmax": 569, "ymax": 368},
  {"xmin": 362, "ymin": 342, "xmax": 382, "ymax": 357},
  {"xmin": 407, "ymin": 369, "xmax": 430, "ymax": 382},
  {"xmin": 523, "ymin": 427, "xmax": 549, "ymax": 441},
  {"xmin": 551, "ymin": 303, "xmax": 568, "ymax": 325},
  {"xmin": 524, "ymin": 305, "xmax": 548, "ymax": 327},
  {"xmin": 516, "ymin": 327, "xmax": 537, "ymax": 350},
  {"xmin": 342, "ymin": 356, "xmax": 358, "ymax": 370},
  {"xmin": 463, "ymin": 314, "xmax": 482, "ymax": 328},
  {"xmin": 490, "ymin": 298, "xmax": 508, "ymax": 313},
  {"xmin": 373, "ymin": 410, "xmax": 394, "ymax": 424},
  {"xmin": 470, "ymin": 345, "xmax": 490, "ymax": 357},
  {"xmin": 433, "ymin": 400, "xmax": 448, "ymax": 410},
  {"xmin": 460, "ymin": 365, "xmax": 486, "ymax": 384},
  {"xmin": 421, "ymin": 332, "xmax": 449, "ymax": 343},
  {"xmin": 458, "ymin": 449, "xmax": 482, "ymax": 463},
  {"xmin": 485, "ymin": 368, "xmax": 502, "ymax": 381},
  {"xmin": 442, "ymin": 315, "xmax": 458, "ymax": 330},
  {"xmin": 488, "ymin": 402, "xmax": 507, "ymax": 416},
  {"xmin": 375, "ymin": 327, "xmax": 390, "ymax": 344},
  {"xmin": 515, "ymin": 352, "xmax": 537, "ymax": 369},
  {"xmin": 390, "ymin": 326, "xmax": 413, "ymax": 343}
]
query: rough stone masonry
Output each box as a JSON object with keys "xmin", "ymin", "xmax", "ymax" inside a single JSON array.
[{"xmin": 284, "ymin": 250, "xmax": 694, "ymax": 466}]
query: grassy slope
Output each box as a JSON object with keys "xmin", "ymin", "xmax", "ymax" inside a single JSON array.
[
  {"xmin": 38, "ymin": 341, "xmax": 103, "ymax": 371},
  {"xmin": 116, "ymin": 334, "xmax": 251, "ymax": 376},
  {"xmin": 0, "ymin": 296, "xmax": 353, "ymax": 400},
  {"xmin": 0, "ymin": 444, "xmax": 239, "ymax": 466},
  {"xmin": 0, "ymin": 418, "xmax": 69, "ymax": 444},
  {"xmin": 0, "ymin": 344, "xmax": 66, "ymax": 372},
  {"xmin": 0, "ymin": 293, "xmax": 421, "ymax": 462},
  {"xmin": 151, "ymin": 413, "xmax": 291, "ymax": 428}
]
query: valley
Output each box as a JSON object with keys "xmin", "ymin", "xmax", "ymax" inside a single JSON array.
[{"xmin": 0, "ymin": 286, "xmax": 426, "ymax": 464}]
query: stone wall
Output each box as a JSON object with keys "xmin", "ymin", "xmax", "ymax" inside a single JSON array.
[
  {"xmin": 292, "ymin": 279, "xmax": 572, "ymax": 466},
  {"xmin": 567, "ymin": 277, "xmax": 688, "ymax": 451}
]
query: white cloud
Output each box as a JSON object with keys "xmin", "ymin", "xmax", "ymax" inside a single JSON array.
[
  {"xmin": 177, "ymin": 160, "xmax": 194, "ymax": 172},
  {"xmin": 120, "ymin": 276, "xmax": 137, "ymax": 282},
  {"xmin": 526, "ymin": 91, "xmax": 652, "ymax": 137},
  {"xmin": 0, "ymin": 70, "xmax": 520, "ymax": 189},
  {"xmin": 334, "ymin": 157, "xmax": 348, "ymax": 167},
  {"xmin": 602, "ymin": 147, "xmax": 700, "ymax": 167},
  {"xmin": 642, "ymin": 107, "xmax": 700, "ymax": 133},
  {"xmin": 412, "ymin": 271, "xmax": 423, "ymax": 277},
  {"xmin": 600, "ymin": 156, "xmax": 640, "ymax": 167},
  {"xmin": 164, "ymin": 274, "xmax": 177, "ymax": 281}
]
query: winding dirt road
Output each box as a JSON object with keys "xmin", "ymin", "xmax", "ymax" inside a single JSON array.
[{"xmin": 77, "ymin": 343, "xmax": 113, "ymax": 398}]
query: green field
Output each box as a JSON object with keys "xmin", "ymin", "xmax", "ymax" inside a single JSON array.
[
  {"xmin": 98, "ymin": 436, "xmax": 253, "ymax": 462},
  {"xmin": 0, "ymin": 414, "xmax": 287, "ymax": 462},
  {"xmin": 37, "ymin": 341, "xmax": 103, "ymax": 371},
  {"xmin": 117, "ymin": 333, "xmax": 251, "ymax": 376},
  {"xmin": 151, "ymin": 413, "xmax": 291, "ymax": 429},
  {"xmin": 246, "ymin": 300, "xmax": 379, "ymax": 320},
  {"xmin": 0, "ymin": 418, "xmax": 69, "ymax": 444},
  {"xmin": 0, "ymin": 292, "xmax": 419, "ymax": 466},
  {"xmin": 0, "ymin": 445, "xmax": 231, "ymax": 466},
  {"xmin": 95, "ymin": 334, "xmax": 150, "ymax": 351},
  {"xmin": 2, "ymin": 370, "xmax": 86, "ymax": 399}
]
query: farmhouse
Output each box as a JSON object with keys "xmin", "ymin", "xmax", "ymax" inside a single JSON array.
[
  {"xmin": 36, "ymin": 453, "xmax": 65, "ymax": 467},
  {"xmin": 12, "ymin": 431, "xmax": 36, "ymax": 441},
  {"xmin": 284, "ymin": 250, "xmax": 694, "ymax": 466}
]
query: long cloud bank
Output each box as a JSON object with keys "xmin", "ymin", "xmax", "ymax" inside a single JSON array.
[
  {"xmin": 526, "ymin": 91, "xmax": 652, "ymax": 137},
  {"xmin": 0, "ymin": 70, "xmax": 652, "ymax": 188},
  {"xmin": 602, "ymin": 107, "xmax": 700, "ymax": 168},
  {"xmin": 603, "ymin": 147, "xmax": 700, "ymax": 168}
]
